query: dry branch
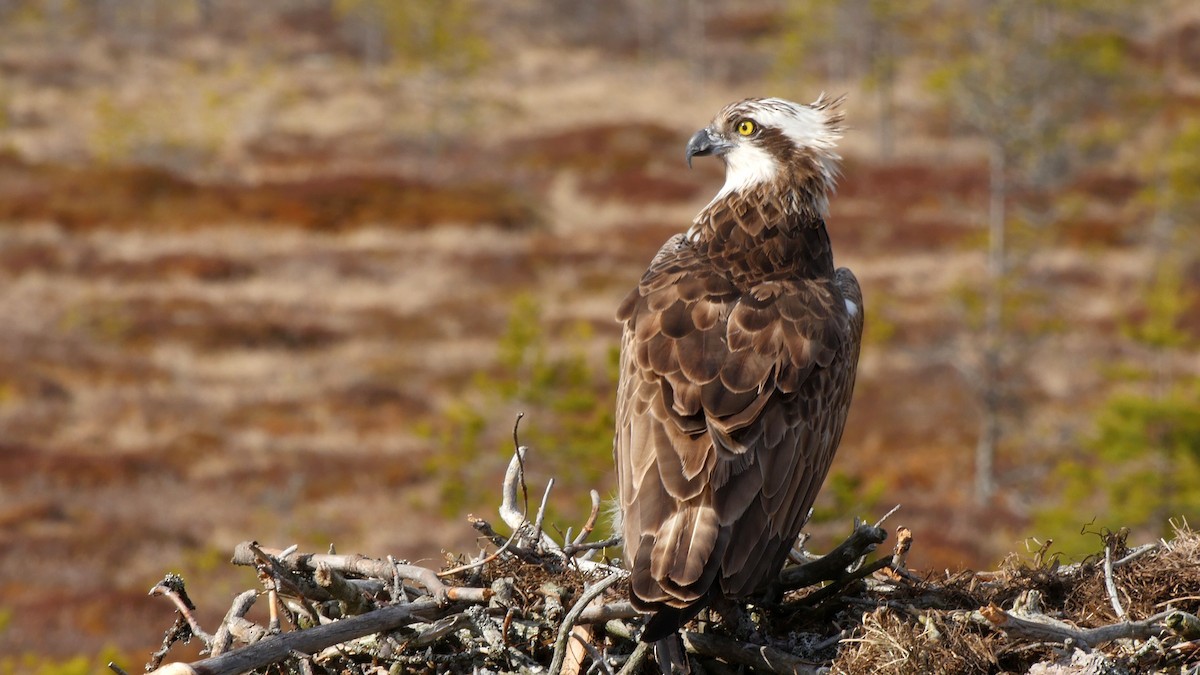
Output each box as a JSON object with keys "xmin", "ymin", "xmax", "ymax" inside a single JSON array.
[
  {"xmin": 125, "ymin": 439, "xmax": 1200, "ymax": 675},
  {"xmin": 548, "ymin": 573, "xmax": 623, "ymax": 674},
  {"xmin": 681, "ymin": 632, "xmax": 822, "ymax": 675},
  {"xmin": 980, "ymin": 601, "xmax": 1171, "ymax": 647},
  {"xmin": 779, "ymin": 522, "xmax": 888, "ymax": 590},
  {"xmin": 144, "ymin": 598, "xmax": 451, "ymax": 675}
]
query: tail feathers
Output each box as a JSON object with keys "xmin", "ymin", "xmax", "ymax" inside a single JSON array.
[
  {"xmin": 640, "ymin": 600, "xmax": 709, "ymax": 642},
  {"xmin": 653, "ymin": 634, "xmax": 691, "ymax": 675}
]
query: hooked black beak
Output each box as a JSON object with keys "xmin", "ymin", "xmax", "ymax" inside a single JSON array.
[{"xmin": 685, "ymin": 128, "xmax": 724, "ymax": 168}]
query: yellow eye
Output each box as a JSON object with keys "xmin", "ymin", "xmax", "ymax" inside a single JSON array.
[{"xmin": 736, "ymin": 120, "xmax": 756, "ymax": 136}]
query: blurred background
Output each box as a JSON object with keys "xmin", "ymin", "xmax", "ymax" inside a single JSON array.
[{"xmin": 0, "ymin": 0, "xmax": 1197, "ymax": 668}]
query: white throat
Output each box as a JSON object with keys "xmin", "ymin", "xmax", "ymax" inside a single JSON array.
[{"xmin": 714, "ymin": 144, "xmax": 780, "ymax": 200}]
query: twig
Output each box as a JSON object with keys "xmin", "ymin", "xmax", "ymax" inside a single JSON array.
[
  {"xmin": 210, "ymin": 590, "xmax": 260, "ymax": 656},
  {"xmin": 314, "ymin": 562, "xmax": 370, "ymax": 614},
  {"xmin": 680, "ymin": 631, "xmax": 822, "ymax": 674},
  {"xmin": 873, "ymin": 504, "xmax": 902, "ymax": 528},
  {"xmin": 500, "ymin": 446, "xmax": 530, "ymax": 533},
  {"xmin": 230, "ymin": 543, "xmax": 488, "ymax": 604},
  {"xmin": 246, "ymin": 542, "xmax": 324, "ymax": 624},
  {"xmin": 464, "ymin": 604, "xmax": 539, "ymax": 669},
  {"xmin": 1104, "ymin": 543, "xmax": 1127, "ymax": 621},
  {"xmin": 148, "ymin": 616, "xmax": 191, "ymax": 672},
  {"xmin": 980, "ymin": 604, "xmax": 1170, "ymax": 648},
  {"xmin": 289, "ymin": 649, "xmax": 314, "ymax": 675},
  {"xmin": 512, "ymin": 410, "xmax": 531, "ymax": 524},
  {"xmin": 471, "ymin": 514, "xmax": 511, "ymax": 548},
  {"xmin": 1156, "ymin": 596, "xmax": 1200, "ymax": 608},
  {"xmin": 266, "ymin": 588, "xmax": 282, "ymax": 633},
  {"xmin": 580, "ymin": 600, "xmax": 640, "ymax": 624},
  {"xmin": 404, "ymin": 612, "xmax": 470, "ymax": 648},
  {"xmin": 498, "ymin": 444, "xmax": 567, "ymax": 555},
  {"xmin": 467, "ymin": 515, "xmax": 542, "ymax": 563},
  {"xmin": 439, "ymin": 519, "xmax": 526, "ymax": 577},
  {"xmin": 144, "ymin": 597, "xmax": 458, "ymax": 675},
  {"xmin": 579, "ymin": 629, "xmax": 614, "ymax": 675},
  {"xmin": 1166, "ymin": 611, "xmax": 1200, "ymax": 640},
  {"xmin": 393, "ymin": 555, "xmax": 415, "ymax": 605},
  {"xmin": 549, "ymin": 573, "xmax": 623, "ymax": 674},
  {"xmin": 226, "ymin": 616, "xmax": 268, "ymax": 647},
  {"xmin": 573, "ymin": 491, "xmax": 602, "ymax": 547},
  {"xmin": 562, "ymin": 624, "xmax": 597, "ymax": 675},
  {"xmin": 563, "ymin": 536, "xmax": 623, "ymax": 557},
  {"xmin": 812, "ymin": 629, "xmax": 850, "ymax": 652},
  {"xmin": 149, "ymin": 575, "xmax": 214, "ymax": 646},
  {"xmin": 797, "ymin": 556, "xmax": 894, "ymax": 607},
  {"xmin": 615, "ymin": 641, "xmax": 652, "ymax": 675},
  {"xmin": 534, "ymin": 478, "xmax": 556, "ymax": 553},
  {"xmin": 779, "ymin": 523, "xmax": 888, "ymax": 590},
  {"xmin": 1115, "ymin": 542, "xmax": 1160, "ymax": 567}
]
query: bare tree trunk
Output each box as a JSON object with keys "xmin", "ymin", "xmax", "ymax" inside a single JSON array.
[{"xmin": 975, "ymin": 139, "xmax": 1006, "ymax": 505}]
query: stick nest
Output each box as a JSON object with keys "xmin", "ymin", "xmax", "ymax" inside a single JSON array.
[{"xmin": 123, "ymin": 446, "xmax": 1200, "ymax": 675}]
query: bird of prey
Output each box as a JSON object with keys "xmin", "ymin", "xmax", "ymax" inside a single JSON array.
[{"xmin": 613, "ymin": 96, "xmax": 864, "ymax": 641}]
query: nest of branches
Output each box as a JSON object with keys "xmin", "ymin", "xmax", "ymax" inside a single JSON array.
[{"xmin": 119, "ymin": 443, "xmax": 1200, "ymax": 675}]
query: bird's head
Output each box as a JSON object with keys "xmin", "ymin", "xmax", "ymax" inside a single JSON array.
[{"xmin": 686, "ymin": 96, "xmax": 844, "ymax": 212}]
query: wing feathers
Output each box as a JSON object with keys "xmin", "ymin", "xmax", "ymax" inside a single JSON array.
[
  {"xmin": 712, "ymin": 459, "xmax": 764, "ymax": 525},
  {"xmin": 676, "ymin": 329, "xmax": 724, "ymax": 384},
  {"xmin": 660, "ymin": 301, "xmax": 695, "ymax": 339},
  {"xmin": 645, "ymin": 332, "xmax": 677, "ymax": 374},
  {"xmin": 615, "ymin": 224, "xmax": 864, "ymax": 628},
  {"xmin": 718, "ymin": 350, "xmax": 772, "ymax": 393},
  {"xmin": 651, "ymin": 503, "xmax": 721, "ymax": 586}
]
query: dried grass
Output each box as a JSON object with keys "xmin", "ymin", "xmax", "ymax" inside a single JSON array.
[
  {"xmin": 1064, "ymin": 522, "xmax": 1200, "ymax": 625},
  {"xmin": 827, "ymin": 524, "xmax": 1200, "ymax": 674},
  {"xmin": 833, "ymin": 607, "xmax": 997, "ymax": 675}
]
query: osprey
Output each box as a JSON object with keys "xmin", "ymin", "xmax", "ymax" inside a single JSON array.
[{"xmin": 614, "ymin": 96, "xmax": 863, "ymax": 640}]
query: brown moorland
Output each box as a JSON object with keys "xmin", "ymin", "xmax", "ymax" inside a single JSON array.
[{"xmin": 0, "ymin": 2, "xmax": 1197, "ymax": 667}]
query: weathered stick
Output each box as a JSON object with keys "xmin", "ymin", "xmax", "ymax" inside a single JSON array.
[
  {"xmin": 149, "ymin": 575, "xmax": 214, "ymax": 646},
  {"xmin": 466, "ymin": 515, "xmax": 542, "ymax": 563},
  {"xmin": 230, "ymin": 542, "xmax": 489, "ymax": 604},
  {"xmin": 981, "ymin": 604, "xmax": 1170, "ymax": 647},
  {"xmin": 681, "ymin": 631, "xmax": 822, "ymax": 675},
  {"xmin": 797, "ymin": 556, "xmax": 895, "ymax": 607},
  {"xmin": 573, "ymin": 490, "xmax": 602, "ymax": 547},
  {"xmin": 142, "ymin": 597, "xmax": 456, "ymax": 675},
  {"xmin": 1166, "ymin": 610, "xmax": 1200, "ymax": 640},
  {"xmin": 778, "ymin": 523, "xmax": 888, "ymax": 590},
  {"xmin": 548, "ymin": 573, "xmax": 624, "ymax": 674},
  {"xmin": 1103, "ymin": 544, "xmax": 1127, "ymax": 621},
  {"xmin": 580, "ymin": 600, "xmax": 640, "ymax": 624},
  {"xmin": 313, "ymin": 562, "xmax": 372, "ymax": 614},
  {"xmin": 563, "ymin": 536, "xmax": 622, "ymax": 557},
  {"xmin": 615, "ymin": 640, "xmax": 652, "ymax": 675},
  {"xmin": 210, "ymin": 590, "xmax": 259, "ymax": 657}
]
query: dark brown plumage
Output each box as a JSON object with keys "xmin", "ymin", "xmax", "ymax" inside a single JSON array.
[{"xmin": 613, "ymin": 96, "xmax": 864, "ymax": 642}]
